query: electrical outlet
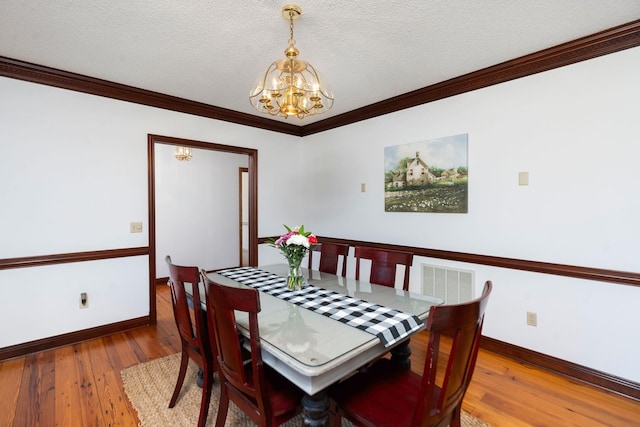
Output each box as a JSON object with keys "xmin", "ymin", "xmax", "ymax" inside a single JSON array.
[
  {"xmin": 80, "ymin": 292, "xmax": 89, "ymax": 309},
  {"xmin": 130, "ymin": 222, "xmax": 143, "ymax": 233},
  {"xmin": 526, "ymin": 311, "xmax": 537, "ymax": 327}
]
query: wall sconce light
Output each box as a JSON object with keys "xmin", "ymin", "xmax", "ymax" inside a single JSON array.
[{"xmin": 175, "ymin": 146, "xmax": 192, "ymax": 161}]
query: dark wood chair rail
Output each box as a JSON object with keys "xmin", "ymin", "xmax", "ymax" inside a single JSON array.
[{"xmin": 259, "ymin": 236, "xmax": 640, "ymax": 288}]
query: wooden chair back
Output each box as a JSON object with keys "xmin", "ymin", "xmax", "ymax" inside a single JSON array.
[
  {"xmin": 202, "ymin": 272, "xmax": 302, "ymax": 426},
  {"xmin": 416, "ymin": 281, "xmax": 492, "ymax": 426},
  {"xmin": 354, "ymin": 246, "xmax": 414, "ymax": 290},
  {"xmin": 167, "ymin": 256, "xmax": 206, "ymax": 346},
  {"xmin": 328, "ymin": 281, "xmax": 492, "ymax": 427},
  {"xmin": 308, "ymin": 242, "xmax": 350, "ymax": 276},
  {"xmin": 165, "ymin": 255, "xmax": 214, "ymax": 427},
  {"xmin": 205, "ymin": 275, "xmax": 268, "ymax": 422}
]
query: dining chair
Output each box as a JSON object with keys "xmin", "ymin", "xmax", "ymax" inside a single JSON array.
[
  {"xmin": 165, "ymin": 256, "xmax": 216, "ymax": 427},
  {"xmin": 307, "ymin": 242, "xmax": 350, "ymax": 277},
  {"xmin": 328, "ymin": 281, "xmax": 492, "ymax": 427},
  {"xmin": 201, "ymin": 271, "xmax": 304, "ymax": 427},
  {"xmin": 354, "ymin": 246, "xmax": 414, "ymax": 290}
]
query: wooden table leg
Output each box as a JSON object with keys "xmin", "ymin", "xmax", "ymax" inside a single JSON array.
[
  {"xmin": 302, "ymin": 391, "xmax": 329, "ymax": 426},
  {"xmin": 390, "ymin": 338, "xmax": 412, "ymax": 369}
]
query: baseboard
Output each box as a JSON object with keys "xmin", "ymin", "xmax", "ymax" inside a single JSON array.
[
  {"xmin": 480, "ymin": 336, "xmax": 640, "ymax": 401},
  {"xmin": 3, "ymin": 288, "xmax": 637, "ymax": 402},
  {"xmin": 0, "ymin": 316, "xmax": 150, "ymax": 361}
]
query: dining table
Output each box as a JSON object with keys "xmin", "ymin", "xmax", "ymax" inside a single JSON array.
[{"xmin": 202, "ymin": 264, "xmax": 443, "ymax": 426}]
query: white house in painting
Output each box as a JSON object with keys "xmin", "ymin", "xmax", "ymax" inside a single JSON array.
[{"xmin": 406, "ymin": 152, "xmax": 436, "ymax": 186}]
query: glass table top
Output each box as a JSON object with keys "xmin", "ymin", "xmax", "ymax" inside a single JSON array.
[{"xmin": 206, "ymin": 264, "xmax": 443, "ymax": 370}]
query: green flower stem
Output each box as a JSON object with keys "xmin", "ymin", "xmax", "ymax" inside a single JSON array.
[{"xmin": 287, "ymin": 256, "xmax": 304, "ymax": 291}]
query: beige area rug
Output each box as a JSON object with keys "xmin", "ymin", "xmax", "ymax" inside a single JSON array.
[{"xmin": 121, "ymin": 353, "xmax": 490, "ymax": 427}]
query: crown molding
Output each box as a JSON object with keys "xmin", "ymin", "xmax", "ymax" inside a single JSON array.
[
  {"xmin": 1, "ymin": 20, "xmax": 639, "ymax": 137},
  {"xmin": 300, "ymin": 19, "xmax": 640, "ymax": 136},
  {"xmin": 0, "ymin": 56, "xmax": 302, "ymax": 136}
]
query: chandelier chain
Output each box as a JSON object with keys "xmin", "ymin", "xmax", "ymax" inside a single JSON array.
[{"xmin": 289, "ymin": 10, "xmax": 295, "ymax": 45}]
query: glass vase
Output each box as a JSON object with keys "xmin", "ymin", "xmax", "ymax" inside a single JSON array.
[{"xmin": 287, "ymin": 260, "xmax": 304, "ymax": 291}]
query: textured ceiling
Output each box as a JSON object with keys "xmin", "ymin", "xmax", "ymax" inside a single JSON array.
[{"xmin": 1, "ymin": 1, "xmax": 639, "ymax": 124}]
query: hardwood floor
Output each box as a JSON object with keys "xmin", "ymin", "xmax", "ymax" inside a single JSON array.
[{"xmin": 0, "ymin": 284, "xmax": 638, "ymax": 426}]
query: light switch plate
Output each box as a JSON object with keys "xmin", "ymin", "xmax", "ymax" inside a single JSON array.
[
  {"xmin": 526, "ymin": 311, "xmax": 537, "ymax": 326},
  {"xmin": 518, "ymin": 171, "xmax": 529, "ymax": 186},
  {"xmin": 130, "ymin": 222, "xmax": 143, "ymax": 233}
]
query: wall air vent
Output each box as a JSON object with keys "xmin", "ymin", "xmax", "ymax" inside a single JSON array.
[{"xmin": 421, "ymin": 263, "xmax": 474, "ymax": 304}]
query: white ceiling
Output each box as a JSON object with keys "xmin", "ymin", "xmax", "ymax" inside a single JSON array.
[{"xmin": 1, "ymin": 1, "xmax": 639, "ymax": 125}]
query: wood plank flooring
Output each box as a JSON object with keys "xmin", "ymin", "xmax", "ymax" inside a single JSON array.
[{"xmin": 0, "ymin": 284, "xmax": 638, "ymax": 426}]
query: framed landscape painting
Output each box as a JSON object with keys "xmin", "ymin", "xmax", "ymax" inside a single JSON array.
[{"xmin": 384, "ymin": 134, "xmax": 468, "ymax": 213}]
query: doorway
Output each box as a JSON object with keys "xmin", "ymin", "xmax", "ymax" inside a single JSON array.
[
  {"xmin": 239, "ymin": 167, "xmax": 249, "ymax": 266},
  {"xmin": 147, "ymin": 134, "xmax": 258, "ymax": 323}
]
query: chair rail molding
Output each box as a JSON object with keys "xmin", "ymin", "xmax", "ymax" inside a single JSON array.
[{"xmin": 264, "ymin": 236, "xmax": 640, "ymax": 288}]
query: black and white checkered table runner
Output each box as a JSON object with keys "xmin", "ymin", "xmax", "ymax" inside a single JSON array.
[{"xmin": 217, "ymin": 267, "xmax": 424, "ymax": 348}]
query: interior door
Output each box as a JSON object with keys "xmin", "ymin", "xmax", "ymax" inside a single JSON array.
[{"xmin": 239, "ymin": 167, "xmax": 249, "ymax": 266}]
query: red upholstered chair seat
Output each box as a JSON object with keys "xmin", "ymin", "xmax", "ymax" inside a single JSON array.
[{"xmin": 330, "ymin": 358, "xmax": 441, "ymax": 427}]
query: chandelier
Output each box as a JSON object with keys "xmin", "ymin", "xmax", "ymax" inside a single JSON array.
[
  {"xmin": 175, "ymin": 146, "xmax": 192, "ymax": 161},
  {"xmin": 249, "ymin": 4, "xmax": 333, "ymax": 119}
]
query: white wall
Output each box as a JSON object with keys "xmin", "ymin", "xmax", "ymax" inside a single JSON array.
[
  {"xmin": 301, "ymin": 47, "xmax": 640, "ymax": 382},
  {"xmin": 2, "ymin": 46, "xmax": 639, "ymax": 384},
  {"xmin": 0, "ymin": 76, "xmax": 301, "ymax": 348},
  {"xmin": 155, "ymin": 144, "xmax": 247, "ymax": 277},
  {"xmin": 0, "ymin": 257, "xmax": 148, "ymax": 346}
]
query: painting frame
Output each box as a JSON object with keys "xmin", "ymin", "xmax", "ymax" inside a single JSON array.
[{"xmin": 384, "ymin": 134, "xmax": 468, "ymax": 213}]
